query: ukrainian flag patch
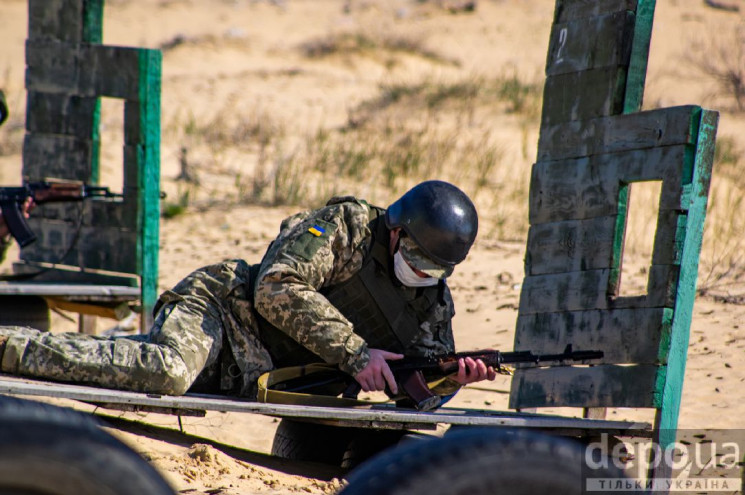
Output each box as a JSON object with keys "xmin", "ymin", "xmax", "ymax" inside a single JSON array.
[{"xmin": 308, "ymin": 225, "xmax": 326, "ymax": 237}]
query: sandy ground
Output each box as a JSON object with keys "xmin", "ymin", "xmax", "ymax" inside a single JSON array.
[{"xmin": 1, "ymin": 0, "xmax": 745, "ymax": 493}]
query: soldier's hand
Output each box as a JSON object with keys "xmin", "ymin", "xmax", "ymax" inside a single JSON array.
[
  {"xmin": 355, "ymin": 349, "xmax": 403, "ymax": 394},
  {"xmin": 453, "ymin": 357, "xmax": 497, "ymax": 385}
]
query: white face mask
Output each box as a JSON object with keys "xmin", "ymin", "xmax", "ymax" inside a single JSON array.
[{"xmin": 394, "ymin": 251, "xmax": 439, "ymax": 287}]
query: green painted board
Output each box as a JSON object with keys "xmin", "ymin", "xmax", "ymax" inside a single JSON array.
[
  {"xmin": 509, "ymin": 364, "xmax": 662, "ymax": 409},
  {"xmin": 545, "ymin": 11, "xmax": 635, "ymax": 76},
  {"xmin": 134, "ymin": 49, "xmax": 162, "ymax": 330},
  {"xmin": 654, "ymin": 109, "xmax": 718, "ymax": 442},
  {"xmin": 537, "ymin": 105, "xmax": 699, "ymax": 161},
  {"xmin": 515, "ymin": 307, "xmax": 672, "ymax": 365}
]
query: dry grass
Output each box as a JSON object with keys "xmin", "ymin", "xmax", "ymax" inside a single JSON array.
[{"xmin": 684, "ymin": 25, "xmax": 745, "ymax": 112}]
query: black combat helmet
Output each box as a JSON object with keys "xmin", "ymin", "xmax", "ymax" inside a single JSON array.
[{"xmin": 385, "ymin": 180, "xmax": 478, "ymax": 267}]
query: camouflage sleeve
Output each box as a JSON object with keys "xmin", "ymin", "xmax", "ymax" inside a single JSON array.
[{"xmin": 253, "ymin": 200, "xmax": 373, "ymax": 375}]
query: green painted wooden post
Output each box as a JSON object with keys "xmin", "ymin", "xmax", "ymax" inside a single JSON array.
[
  {"xmin": 651, "ymin": 108, "xmax": 718, "ymax": 479},
  {"xmin": 83, "ymin": 0, "xmax": 103, "ymax": 184},
  {"xmin": 623, "ymin": 0, "xmax": 656, "ymax": 113},
  {"xmin": 136, "ymin": 50, "xmax": 162, "ymax": 331}
]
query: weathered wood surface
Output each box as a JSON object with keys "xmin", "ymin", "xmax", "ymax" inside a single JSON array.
[
  {"xmin": 518, "ymin": 264, "xmax": 679, "ymax": 314},
  {"xmin": 525, "ymin": 210, "xmax": 684, "ymax": 275},
  {"xmin": 553, "ymin": 0, "xmax": 637, "ymax": 23},
  {"xmin": 26, "ymin": 92, "xmax": 98, "ymax": 136},
  {"xmin": 529, "ymin": 144, "xmax": 691, "ymax": 224},
  {"xmin": 8, "ymin": 265, "xmax": 139, "ymax": 287},
  {"xmin": 525, "ymin": 215, "xmax": 617, "ymax": 275},
  {"xmin": 541, "ymin": 66, "xmax": 627, "ymax": 127},
  {"xmin": 19, "ymin": 221, "xmax": 139, "ymax": 273},
  {"xmin": 0, "ymin": 377, "xmax": 652, "ymax": 435},
  {"xmin": 30, "ymin": 200, "xmax": 137, "ymax": 230},
  {"xmin": 509, "ymin": 364, "xmax": 662, "ymax": 409},
  {"xmin": 26, "ymin": 41, "xmax": 144, "ymax": 100},
  {"xmin": 514, "ymin": 307, "xmax": 672, "ymax": 364},
  {"xmin": 546, "ymin": 11, "xmax": 635, "ymax": 76},
  {"xmin": 28, "ymin": 0, "xmax": 103, "ymax": 43},
  {"xmin": 0, "ymin": 282, "xmax": 139, "ymax": 297},
  {"xmin": 23, "ymin": 133, "xmax": 94, "ymax": 181},
  {"xmin": 537, "ymin": 105, "xmax": 699, "ymax": 161},
  {"xmin": 655, "ymin": 109, "xmax": 718, "ymax": 444}
]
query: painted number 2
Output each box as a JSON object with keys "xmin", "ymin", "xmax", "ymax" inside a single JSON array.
[{"xmin": 555, "ymin": 27, "xmax": 568, "ymax": 64}]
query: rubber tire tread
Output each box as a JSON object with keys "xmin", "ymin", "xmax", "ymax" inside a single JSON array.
[
  {"xmin": 340, "ymin": 428, "xmax": 632, "ymax": 495},
  {"xmin": 271, "ymin": 419, "xmax": 353, "ymax": 466},
  {"xmin": 0, "ymin": 395, "xmax": 175, "ymax": 495}
]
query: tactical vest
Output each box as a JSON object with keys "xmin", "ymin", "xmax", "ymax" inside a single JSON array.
[{"xmin": 253, "ymin": 202, "xmax": 449, "ymax": 368}]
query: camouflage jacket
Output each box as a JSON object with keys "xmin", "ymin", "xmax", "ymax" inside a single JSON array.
[{"xmin": 253, "ymin": 197, "xmax": 456, "ymax": 376}]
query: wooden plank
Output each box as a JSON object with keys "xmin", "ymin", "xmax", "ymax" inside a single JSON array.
[
  {"xmin": 655, "ymin": 109, "xmax": 717, "ymax": 441},
  {"xmin": 22, "ymin": 133, "xmax": 93, "ymax": 181},
  {"xmin": 25, "ymin": 40, "xmax": 81, "ymax": 94},
  {"xmin": 529, "ymin": 144, "xmax": 690, "ymax": 224},
  {"xmin": 25, "ymin": 42, "xmax": 143, "ymax": 100},
  {"xmin": 546, "ymin": 11, "xmax": 635, "ymax": 77},
  {"xmin": 537, "ymin": 105, "xmax": 699, "ymax": 161},
  {"xmin": 623, "ymin": 0, "xmax": 656, "ymax": 113},
  {"xmin": 82, "ymin": 0, "xmax": 104, "ymax": 44},
  {"xmin": 509, "ymin": 364, "xmax": 663, "ymax": 409},
  {"xmin": 514, "ymin": 307, "xmax": 672, "ymax": 364},
  {"xmin": 518, "ymin": 265, "xmax": 679, "ymax": 314},
  {"xmin": 526, "ymin": 211, "xmax": 686, "ymax": 275},
  {"xmin": 0, "ymin": 282, "xmax": 139, "ymax": 297},
  {"xmin": 540, "ymin": 66, "xmax": 627, "ymax": 127},
  {"xmin": 134, "ymin": 49, "xmax": 163, "ymax": 332},
  {"xmin": 525, "ymin": 216, "xmax": 617, "ymax": 275},
  {"xmin": 28, "ymin": 0, "xmax": 85, "ymax": 42},
  {"xmin": 554, "ymin": 0, "xmax": 637, "ymax": 23},
  {"xmin": 650, "ymin": 210, "xmax": 685, "ymax": 265},
  {"xmin": 7, "ymin": 266, "xmax": 139, "ymax": 287},
  {"xmin": 19, "ymin": 222, "xmax": 138, "ymax": 273},
  {"xmin": 78, "ymin": 45, "xmax": 142, "ymax": 100},
  {"xmin": 26, "ymin": 92, "xmax": 98, "ymax": 137},
  {"xmin": 30, "ymin": 199, "xmax": 134, "ymax": 230},
  {"xmin": 0, "ymin": 377, "xmax": 652, "ymax": 435}
]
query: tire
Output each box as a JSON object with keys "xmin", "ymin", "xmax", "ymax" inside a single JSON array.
[
  {"xmin": 340, "ymin": 428, "xmax": 634, "ymax": 495},
  {"xmin": 271, "ymin": 419, "xmax": 354, "ymax": 466},
  {"xmin": 0, "ymin": 395, "xmax": 175, "ymax": 495},
  {"xmin": 0, "ymin": 296, "xmax": 50, "ymax": 331},
  {"xmin": 271, "ymin": 419, "xmax": 411, "ymax": 468},
  {"xmin": 340, "ymin": 429, "xmax": 410, "ymax": 469}
]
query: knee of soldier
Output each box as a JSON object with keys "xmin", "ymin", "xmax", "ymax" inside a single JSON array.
[
  {"xmin": 147, "ymin": 358, "xmax": 196, "ymax": 396},
  {"xmin": 154, "ymin": 369, "xmax": 193, "ymax": 396}
]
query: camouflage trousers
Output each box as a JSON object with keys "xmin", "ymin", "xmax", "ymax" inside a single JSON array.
[{"xmin": 0, "ymin": 259, "xmax": 275, "ymax": 398}]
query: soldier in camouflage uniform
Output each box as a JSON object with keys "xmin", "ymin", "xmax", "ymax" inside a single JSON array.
[{"xmin": 0, "ymin": 181, "xmax": 496, "ymax": 399}]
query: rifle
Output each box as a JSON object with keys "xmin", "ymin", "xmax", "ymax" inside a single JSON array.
[
  {"xmin": 0, "ymin": 180, "xmax": 122, "ymax": 247},
  {"xmin": 266, "ymin": 345, "xmax": 604, "ymax": 412}
]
